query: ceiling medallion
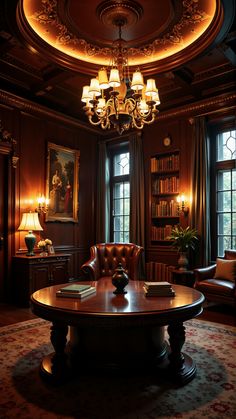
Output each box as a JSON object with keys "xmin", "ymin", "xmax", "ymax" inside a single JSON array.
[{"xmin": 96, "ymin": 0, "xmax": 143, "ymax": 28}]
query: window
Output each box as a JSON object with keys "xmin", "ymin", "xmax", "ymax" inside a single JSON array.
[
  {"xmin": 214, "ymin": 128, "xmax": 236, "ymax": 257},
  {"xmin": 110, "ymin": 147, "xmax": 130, "ymax": 242}
]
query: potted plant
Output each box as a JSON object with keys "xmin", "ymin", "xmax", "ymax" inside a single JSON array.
[{"xmin": 167, "ymin": 226, "xmax": 199, "ymax": 271}]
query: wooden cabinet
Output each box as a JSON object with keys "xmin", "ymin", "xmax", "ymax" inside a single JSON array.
[
  {"xmin": 150, "ymin": 150, "xmax": 180, "ymax": 244},
  {"xmin": 12, "ymin": 253, "xmax": 71, "ymax": 306}
]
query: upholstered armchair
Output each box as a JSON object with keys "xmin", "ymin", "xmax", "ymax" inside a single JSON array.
[
  {"xmin": 81, "ymin": 242, "xmax": 144, "ymax": 281},
  {"xmin": 194, "ymin": 249, "xmax": 236, "ymax": 306}
]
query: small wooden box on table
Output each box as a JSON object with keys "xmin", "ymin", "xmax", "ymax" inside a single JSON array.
[
  {"xmin": 12, "ymin": 253, "xmax": 71, "ymax": 307},
  {"xmin": 172, "ymin": 269, "xmax": 195, "ymax": 287}
]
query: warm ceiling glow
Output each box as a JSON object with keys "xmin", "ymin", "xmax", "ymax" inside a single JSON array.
[{"xmin": 22, "ymin": 0, "xmax": 218, "ymax": 70}]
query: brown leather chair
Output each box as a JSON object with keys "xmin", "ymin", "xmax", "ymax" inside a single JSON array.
[
  {"xmin": 81, "ymin": 242, "xmax": 144, "ymax": 281},
  {"xmin": 194, "ymin": 249, "xmax": 236, "ymax": 306}
]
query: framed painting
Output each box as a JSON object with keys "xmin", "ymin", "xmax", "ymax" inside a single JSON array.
[{"xmin": 46, "ymin": 142, "xmax": 80, "ymax": 222}]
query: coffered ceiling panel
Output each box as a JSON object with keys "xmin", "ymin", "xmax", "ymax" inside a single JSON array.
[{"xmin": 0, "ymin": 0, "xmax": 235, "ymax": 126}]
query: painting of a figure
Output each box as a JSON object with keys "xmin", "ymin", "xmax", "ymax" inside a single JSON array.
[{"xmin": 46, "ymin": 142, "xmax": 80, "ymax": 222}]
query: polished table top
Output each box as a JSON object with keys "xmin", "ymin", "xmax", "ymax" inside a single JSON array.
[
  {"xmin": 31, "ymin": 278, "xmax": 205, "ymax": 384},
  {"xmin": 31, "ymin": 278, "xmax": 204, "ymax": 324}
]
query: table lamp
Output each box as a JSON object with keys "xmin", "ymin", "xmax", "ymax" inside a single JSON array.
[{"xmin": 18, "ymin": 212, "xmax": 43, "ymax": 256}]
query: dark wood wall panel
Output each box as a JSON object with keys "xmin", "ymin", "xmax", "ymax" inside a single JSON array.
[{"xmin": 0, "ymin": 100, "xmax": 98, "ymax": 294}]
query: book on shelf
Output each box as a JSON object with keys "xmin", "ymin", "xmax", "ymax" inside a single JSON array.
[
  {"xmin": 59, "ymin": 284, "xmax": 92, "ymax": 293},
  {"xmin": 56, "ymin": 286, "xmax": 96, "ymax": 299}
]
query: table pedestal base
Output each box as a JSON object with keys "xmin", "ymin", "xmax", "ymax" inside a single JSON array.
[{"xmin": 40, "ymin": 321, "xmax": 196, "ymax": 386}]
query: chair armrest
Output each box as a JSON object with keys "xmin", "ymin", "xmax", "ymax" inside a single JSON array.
[
  {"xmin": 194, "ymin": 264, "xmax": 216, "ymax": 282},
  {"xmin": 81, "ymin": 260, "xmax": 99, "ymax": 280},
  {"xmin": 81, "ymin": 246, "xmax": 100, "ymax": 280}
]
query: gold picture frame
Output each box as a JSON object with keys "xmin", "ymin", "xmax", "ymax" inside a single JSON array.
[{"xmin": 46, "ymin": 142, "xmax": 80, "ymax": 222}]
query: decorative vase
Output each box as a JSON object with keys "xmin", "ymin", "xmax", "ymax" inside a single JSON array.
[
  {"xmin": 24, "ymin": 231, "xmax": 36, "ymax": 256},
  {"xmin": 178, "ymin": 252, "xmax": 188, "ymax": 271},
  {"xmin": 112, "ymin": 262, "xmax": 129, "ymax": 294}
]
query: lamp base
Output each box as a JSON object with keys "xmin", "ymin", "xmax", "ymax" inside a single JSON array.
[{"xmin": 25, "ymin": 231, "xmax": 36, "ymax": 256}]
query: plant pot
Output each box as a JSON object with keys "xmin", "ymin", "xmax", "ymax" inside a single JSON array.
[{"xmin": 178, "ymin": 252, "xmax": 188, "ymax": 271}]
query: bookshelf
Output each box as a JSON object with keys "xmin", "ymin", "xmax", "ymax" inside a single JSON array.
[{"xmin": 150, "ymin": 150, "xmax": 180, "ymax": 243}]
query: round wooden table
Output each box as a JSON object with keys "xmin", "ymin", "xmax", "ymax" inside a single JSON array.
[{"xmin": 30, "ymin": 278, "xmax": 205, "ymax": 385}]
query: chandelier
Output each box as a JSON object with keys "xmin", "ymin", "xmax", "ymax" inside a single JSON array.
[{"xmin": 81, "ymin": 3, "xmax": 160, "ymax": 135}]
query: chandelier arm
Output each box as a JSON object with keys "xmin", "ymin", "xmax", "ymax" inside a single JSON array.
[
  {"xmin": 132, "ymin": 114, "xmax": 143, "ymax": 129},
  {"xmin": 113, "ymin": 96, "xmax": 119, "ymax": 119},
  {"xmin": 94, "ymin": 109, "xmax": 107, "ymax": 118},
  {"xmin": 125, "ymin": 97, "xmax": 136, "ymax": 113},
  {"xmin": 142, "ymin": 113, "xmax": 157, "ymax": 125},
  {"xmin": 101, "ymin": 116, "xmax": 110, "ymax": 130},
  {"xmin": 88, "ymin": 114, "xmax": 102, "ymax": 126},
  {"xmin": 133, "ymin": 122, "xmax": 144, "ymax": 130},
  {"xmin": 135, "ymin": 108, "xmax": 152, "ymax": 119}
]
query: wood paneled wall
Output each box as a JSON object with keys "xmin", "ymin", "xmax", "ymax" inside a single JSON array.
[
  {"xmin": 1, "ymin": 90, "xmax": 235, "ymax": 302},
  {"xmin": 0, "ymin": 95, "xmax": 98, "ymax": 290}
]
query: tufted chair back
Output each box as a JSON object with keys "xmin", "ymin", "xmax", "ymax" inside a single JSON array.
[{"xmin": 81, "ymin": 243, "xmax": 144, "ymax": 280}]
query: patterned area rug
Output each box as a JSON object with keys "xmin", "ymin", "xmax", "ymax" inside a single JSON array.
[{"xmin": 0, "ymin": 318, "xmax": 236, "ymax": 419}]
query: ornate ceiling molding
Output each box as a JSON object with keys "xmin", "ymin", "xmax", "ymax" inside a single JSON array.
[
  {"xmin": 17, "ymin": 0, "xmax": 223, "ymax": 75},
  {"xmin": 1, "ymin": 88, "xmax": 235, "ymax": 129}
]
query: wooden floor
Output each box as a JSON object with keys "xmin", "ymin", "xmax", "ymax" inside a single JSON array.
[{"xmin": 0, "ymin": 301, "xmax": 235, "ymax": 327}]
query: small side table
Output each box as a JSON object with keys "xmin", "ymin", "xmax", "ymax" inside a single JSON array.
[{"xmin": 172, "ymin": 269, "xmax": 195, "ymax": 288}]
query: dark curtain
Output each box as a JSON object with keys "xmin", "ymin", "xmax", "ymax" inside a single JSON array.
[
  {"xmin": 129, "ymin": 132, "xmax": 145, "ymax": 277},
  {"xmin": 190, "ymin": 116, "xmax": 211, "ymax": 267},
  {"xmin": 95, "ymin": 141, "xmax": 110, "ymax": 243}
]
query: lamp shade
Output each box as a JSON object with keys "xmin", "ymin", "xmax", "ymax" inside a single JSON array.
[
  {"xmin": 131, "ymin": 71, "xmax": 144, "ymax": 91},
  {"xmin": 145, "ymin": 79, "xmax": 158, "ymax": 96},
  {"xmin": 18, "ymin": 212, "xmax": 43, "ymax": 232},
  {"xmin": 81, "ymin": 85, "xmax": 92, "ymax": 103},
  {"xmin": 18, "ymin": 212, "xmax": 43, "ymax": 257},
  {"xmin": 108, "ymin": 68, "xmax": 120, "ymax": 88},
  {"xmin": 88, "ymin": 78, "xmax": 101, "ymax": 97},
  {"xmin": 96, "ymin": 98, "xmax": 106, "ymax": 114},
  {"xmin": 98, "ymin": 68, "xmax": 109, "ymax": 89}
]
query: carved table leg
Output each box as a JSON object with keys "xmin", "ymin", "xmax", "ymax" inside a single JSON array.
[
  {"xmin": 40, "ymin": 322, "xmax": 71, "ymax": 382},
  {"xmin": 167, "ymin": 322, "xmax": 196, "ymax": 385}
]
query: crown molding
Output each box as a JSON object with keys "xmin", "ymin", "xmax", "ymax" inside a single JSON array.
[
  {"xmin": 0, "ymin": 89, "xmax": 235, "ymax": 135},
  {"xmin": 0, "ymin": 89, "xmax": 101, "ymax": 134}
]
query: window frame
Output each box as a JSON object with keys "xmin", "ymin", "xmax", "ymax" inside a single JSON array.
[
  {"xmin": 209, "ymin": 121, "xmax": 236, "ymax": 260},
  {"xmin": 108, "ymin": 142, "xmax": 130, "ymax": 243}
]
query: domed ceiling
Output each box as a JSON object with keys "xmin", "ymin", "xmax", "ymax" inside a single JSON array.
[{"xmin": 18, "ymin": 0, "xmax": 222, "ymax": 75}]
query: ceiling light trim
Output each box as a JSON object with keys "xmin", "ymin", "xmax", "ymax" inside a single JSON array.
[{"xmin": 19, "ymin": 0, "xmax": 221, "ymax": 74}]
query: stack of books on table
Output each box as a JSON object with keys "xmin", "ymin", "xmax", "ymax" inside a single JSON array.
[
  {"xmin": 56, "ymin": 283, "xmax": 96, "ymax": 299},
  {"xmin": 144, "ymin": 281, "xmax": 175, "ymax": 297}
]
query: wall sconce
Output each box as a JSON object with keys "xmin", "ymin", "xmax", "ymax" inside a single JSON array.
[
  {"xmin": 17, "ymin": 212, "xmax": 43, "ymax": 256},
  {"xmin": 36, "ymin": 195, "xmax": 49, "ymax": 214},
  {"xmin": 177, "ymin": 194, "xmax": 189, "ymax": 216}
]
